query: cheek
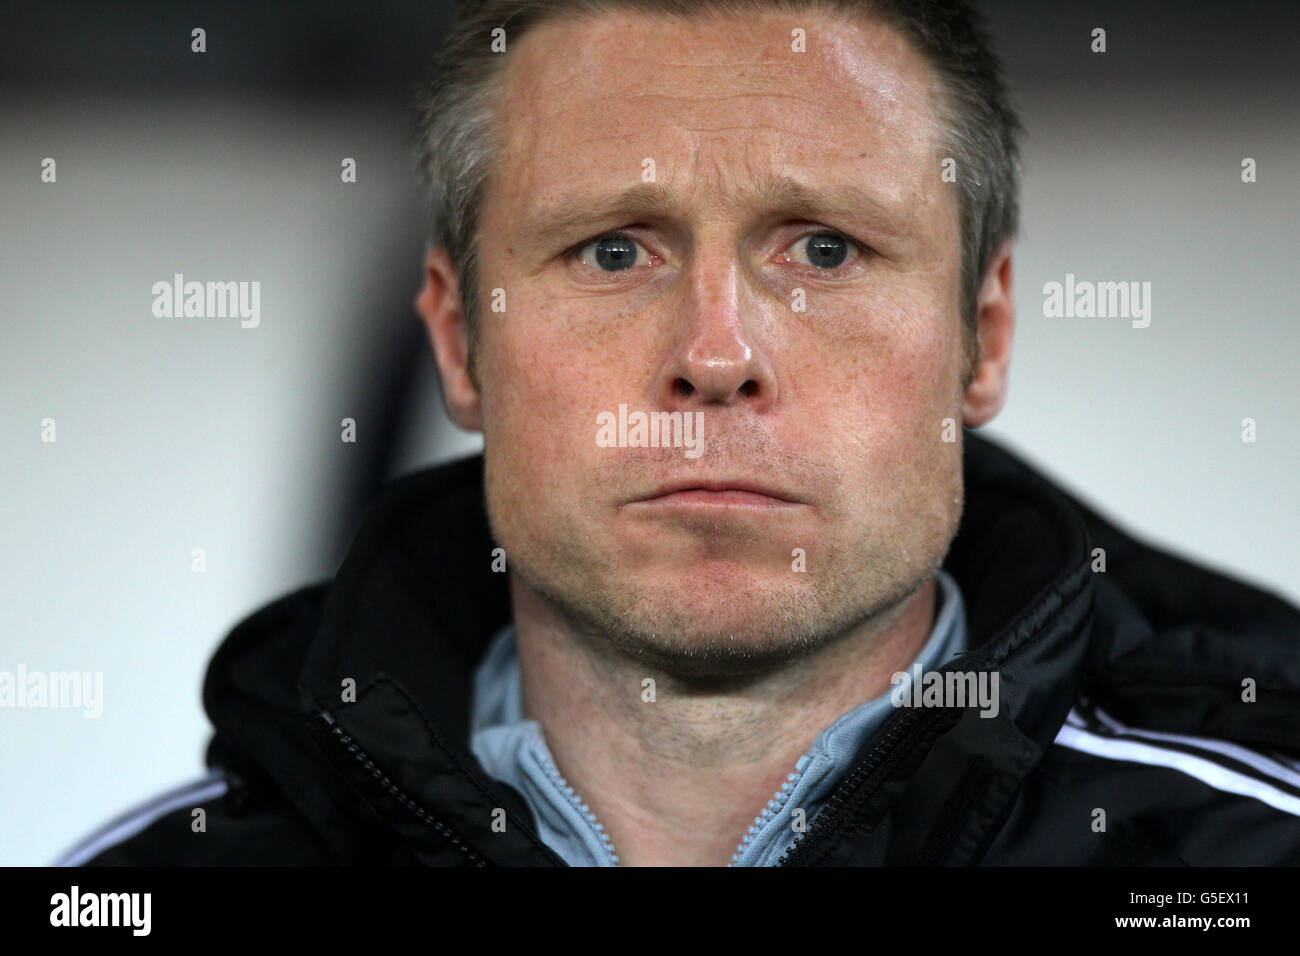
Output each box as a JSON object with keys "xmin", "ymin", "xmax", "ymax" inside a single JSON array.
[
  {"xmin": 812, "ymin": 285, "xmax": 962, "ymax": 443},
  {"xmin": 795, "ymin": 288, "xmax": 964, "ymax": 544},
  {"xmin": 871, "ymin": 315, "xmax": 965, "ymax": 521},
  {"xmin": 478, "ymin": 291, "xmax": 632, "ymax": 489}
]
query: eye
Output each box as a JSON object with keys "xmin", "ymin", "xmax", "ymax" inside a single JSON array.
[
  {"xmin": 573, "ymin": 233, "xmax": 651, "ymax": 272},
  {"xmin": 787, "ymin": 232, "xmax": 861, "ymax": 270}
]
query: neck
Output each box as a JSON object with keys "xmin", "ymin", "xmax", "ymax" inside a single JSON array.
[{"xmin": 510, "ymin": 575, "xmax": 939, "ymax": 866}]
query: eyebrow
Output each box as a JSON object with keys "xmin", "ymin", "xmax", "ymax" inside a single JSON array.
[{"xmin": 518, "ymin": 173, "xmax": 910, "ymax": 252}]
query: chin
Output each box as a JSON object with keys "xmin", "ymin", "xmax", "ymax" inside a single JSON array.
[{"xmin": 584, "ymin": 573, "xmax": 851, "ymax": 679}]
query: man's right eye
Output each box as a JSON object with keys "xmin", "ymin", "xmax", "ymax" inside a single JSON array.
[{"xmin": 572, "ymin": 233, "xmax": 651, "ymax": 272}]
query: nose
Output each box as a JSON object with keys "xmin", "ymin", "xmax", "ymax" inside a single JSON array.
[{"xmin": 655, "ymin": 253, "xmax": 778, "ymax": 413}]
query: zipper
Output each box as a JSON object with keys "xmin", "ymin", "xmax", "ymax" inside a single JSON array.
[
  {"xmin": 318, "ymin": 710, "xmax": 489, "ymax": 866},
  {"xmin": 729, "ymin": 767, "xmax": 802, "ymax": 865},
  {"xmin": 776, "ymin": 708, "xmax": 933, "ymax": 866},
  {"xmin": 320, "ymin": 704, "xmax": 937, "ymax": 867},
  {"xmin": 532, "ymin": 743, "xmax": 621, "ymax": 865}
]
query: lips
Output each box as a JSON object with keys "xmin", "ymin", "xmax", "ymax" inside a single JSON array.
[{"xmin": 631, "ymin": 479, "xmax": 802, "ymax": 508}]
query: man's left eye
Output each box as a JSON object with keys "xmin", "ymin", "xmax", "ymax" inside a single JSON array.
[{"xmin": 788, "ymin": 233, "xmax": 860, "ymax": 270}]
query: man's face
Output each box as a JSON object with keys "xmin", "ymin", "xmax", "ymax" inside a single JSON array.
[{"xmin": 467, "ymin": 9, "xmax": 970, "ymax": 672}]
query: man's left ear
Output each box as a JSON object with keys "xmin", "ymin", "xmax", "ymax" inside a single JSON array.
[{"xmin": 962, "ymin": 239, "xmax": 1015, "ymax": 427}]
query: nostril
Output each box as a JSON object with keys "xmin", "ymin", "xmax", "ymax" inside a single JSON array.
[
  {"xmin": 738, "ymin": 380, "xmax": 758, "ymax": 398},
  {"xmin": 673, "ymin": 378, "xmax": 695, "ymax": 398}
]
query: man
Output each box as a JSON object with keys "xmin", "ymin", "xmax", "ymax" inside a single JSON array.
[{"xmin": 60, "ymin": 0, "xmax": 1300, "ymax": 867}]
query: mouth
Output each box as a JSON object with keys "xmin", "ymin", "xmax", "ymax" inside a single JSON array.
[{"xmin": 627, "ymin": 480, "xmax": 804, "ymax": 510}]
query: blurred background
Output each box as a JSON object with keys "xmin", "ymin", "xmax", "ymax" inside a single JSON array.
[{"xmin": 2, "ymin": 0, "xmax": 1296, "ymax": 866}]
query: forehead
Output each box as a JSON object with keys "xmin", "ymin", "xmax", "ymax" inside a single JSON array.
[{"xmin": 486, "ymin": 7, "xmax": 947, "ymax": 234}]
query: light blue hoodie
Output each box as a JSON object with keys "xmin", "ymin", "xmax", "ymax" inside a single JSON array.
[{"xmin": 469, "ymin": 569, "xmax": 968, "ymax": 866}]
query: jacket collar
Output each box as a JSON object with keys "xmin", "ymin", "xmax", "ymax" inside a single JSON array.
[
  {"xmin": 784, "ymin": 430, "xmax": 1096, "ymax": 863},
  {"xmin": 294, "ymin": 454, "xmax": 562, "ymax": 864}
]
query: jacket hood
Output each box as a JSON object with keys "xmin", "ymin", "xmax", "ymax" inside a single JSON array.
[{"xmin": 200, "ymin": 428, "xmax": 1300, "ymax": 865}]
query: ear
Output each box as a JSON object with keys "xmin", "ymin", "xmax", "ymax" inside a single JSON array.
[
  {"xmin": 961, "ymin": 239, "xmax": 1015, "ymax": 427},
  {"xmin": 415, "ymin": 246, "xmax": 483, "ymax": 431}
]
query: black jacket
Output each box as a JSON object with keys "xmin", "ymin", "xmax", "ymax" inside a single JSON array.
[{"xmin": 63, "ymin": 430, "xmax": 1300, "ymax": 866}]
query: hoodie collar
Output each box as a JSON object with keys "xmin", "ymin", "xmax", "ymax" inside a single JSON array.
[{"xmin": 464, "ymin": 568, "xmax": 969, "ymax": 866}]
